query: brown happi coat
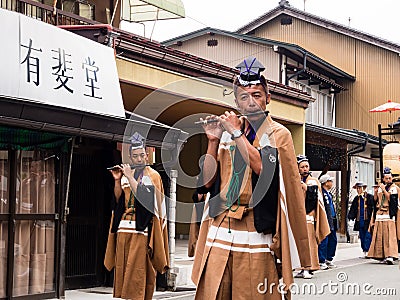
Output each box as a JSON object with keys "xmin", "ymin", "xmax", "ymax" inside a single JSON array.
[
  {"xmin": 302, "ymin": 176, "xmax": 330, "ymax": 271},
  {"xmin": 104, "ymin": 166, "xmax": 169, "ymax": 300},
  {"xmin": 396, "ymin": 193, "xmax": 400, "ymax": 241},
  {"xmin": 368, "ymin": 184, "xmax": 398, "ymax": 259},
  {"xmin": 192, "ymin": 115, "xmax": 311, "ymax": 300}
]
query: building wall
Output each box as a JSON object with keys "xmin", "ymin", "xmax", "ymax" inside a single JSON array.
[
  {"xmin": 253, "ymin": 17, "xmax": 400, "ymax": 136},
  {"xmin": 254, "ymin": 17, "xmax": 357, "ymax": 75},
  {"xmin": 286, "ymin": 124, "xmax": 305, "ymax": 155},
  {"xmin": 116, "ymin": 57, "xmax": 230, "ymax": 102},
  {"xmin": 170, "ymin": 34, "xmax": 281, "ymax": 82}
]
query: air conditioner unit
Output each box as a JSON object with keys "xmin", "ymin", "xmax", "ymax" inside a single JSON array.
[{"xmin": 62, "ymin": 0, "xmax": 94, "ymax": 20}]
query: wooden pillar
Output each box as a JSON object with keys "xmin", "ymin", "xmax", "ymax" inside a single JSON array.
[{"xmin": 339, "ymin": 149, "xmax": 348, "ymax": 235}]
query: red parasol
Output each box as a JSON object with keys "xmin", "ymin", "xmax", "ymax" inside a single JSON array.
[{"xmin": 369, "ymin": 99, "xmax": 400, "ymax": 113}]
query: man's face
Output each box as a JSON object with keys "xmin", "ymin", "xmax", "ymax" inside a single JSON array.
[
  {"xmin": 235, "ymin": 84, "xmax": 270, "ymax": 121},
  {"xmin": 298, "ymin": 161, "xmax": 310, "ymax": 176},
  {"xmin": 130, "ymin": 148, "xmax": 147, "ymax": 166},
  {"xmin": 383, "ymin": 174, "xmax": 392, "ymax": 184},
  {"xmin": 356, "ymin": 186, "xmax": 363, "ymax": 195},
  {"xmin": 325, "ymin": 180, "xmax": 333, "ymax": 190}
]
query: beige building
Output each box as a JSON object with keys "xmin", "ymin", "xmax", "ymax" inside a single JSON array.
[{"xmin": 234, "ymin": 2, "xmax": 400, "ymax": 137}]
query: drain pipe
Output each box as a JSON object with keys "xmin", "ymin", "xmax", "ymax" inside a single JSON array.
[{"xmin": 167, "ymin": 169, "xmax": 178, "ymax": 290}]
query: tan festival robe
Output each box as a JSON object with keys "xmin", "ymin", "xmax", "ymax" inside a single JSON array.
[
  {"xmin": 192, "ymin": 115, "xmax": 311, "ymax": 300},
  {"xmin": 188, "ymin": 194, "xmax": 208, "ymax": 258},
  {"xmin": 396, "ymin": 190, "xmax": 400, "ymax": 241},
  {"xmin": 104, "ymin": 166, "xmax": 169, "ymax": 300},
  {"xmin": 302, "ymin": 176, "xmax": 330, "ymax": 271},
  {"xmin": 367, "ymin": 184, "xmax": 398, "ymax": 259}
]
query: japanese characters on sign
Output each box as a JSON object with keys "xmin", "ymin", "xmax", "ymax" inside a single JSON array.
[{"xmin": 0, "ymin": 8, "xmax": 125, "ymax": 118}]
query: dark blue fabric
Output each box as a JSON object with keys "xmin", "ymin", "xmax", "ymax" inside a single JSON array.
[
  {"xmin": 318, "ymin": 237, "xmax": 328, "ymax": 263},
  {"xmin": 318, "ymin": 231, "xmax": 337, "ymax": 262},
  {"xmin": 134, "ymin": 168, "xmax": 144, "ymax": 180},
  {"xmin": 359, "ymin": 227, "xmax": 372, "ymax": 252},
  {"xmin": 246, "ymin": 125, "xmax": 256, "ymax": 144},
  {"xmin": 348, "ymin": 193, "xmax": 374, "ymax": 231},
  {"xmin": 359, "ymin": 196, "xmax": 365, "ymax": 229},
  {"xmin": 328, "ymin": 194, "xmax": 336, "ymax": 218},
  {"xmin": 322, "ymin": 188, "xmax": 335, "ymax": 230}
]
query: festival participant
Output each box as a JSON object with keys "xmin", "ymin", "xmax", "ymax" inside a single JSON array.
[
  {"xmin": 192, "ymin": 57, "xmax": 311, "ymax": 299},
  {"xmin": 295, "ymin": 155, "xmax": 330, "ymax": 279},
  {"xmin": 367, "ymin": 167, "xmax": 398, "ymax": 264},
  {"xmin": 104, "ymin": 138, "xmax": 169, "ymax": 300},
  {"xmin": 348, "ymin": 182, "xmax": 374, "ymax": 258},
  {"xmin": 318, "ymin": 174, "xmax": 338, "ymax": 269}
]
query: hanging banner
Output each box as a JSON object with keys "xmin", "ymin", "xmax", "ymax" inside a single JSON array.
[{"xmin": 0, "ymin": 8, "xmax": 125, "ymax": 118}]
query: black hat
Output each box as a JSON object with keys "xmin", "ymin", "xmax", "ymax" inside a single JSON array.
[
  {"xmin": 297, "ymin": 154, "xmax": 308, "ymax": 165},
  {"xmin": 235, "ymin": 57, "xmax": 265, "ymax": 86},
  {"xmin": 352, "ymin": 182, "xmax": 367, "ymax": 189}
]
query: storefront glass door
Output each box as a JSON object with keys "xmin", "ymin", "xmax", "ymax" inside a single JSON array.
[
  {"xmin": 13, "ymin": 150, "xmax": 57, "ymax": 297},
  {"xmin": 0, "ymin": 151, "xmax": 9, "ymax": 298},
  {"xmin": 0, "ymin": 149, "xmax": 60, "ymax": 299}
]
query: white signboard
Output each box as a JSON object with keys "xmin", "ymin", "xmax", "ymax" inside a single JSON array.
[{"xmin": 0, "ymin": 8, "xmax": 125, "ymax": 118}]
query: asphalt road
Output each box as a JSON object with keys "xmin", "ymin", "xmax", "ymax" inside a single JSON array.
[
  {"xmin": 291, "ymin": 258, "xmax": 400, "ymax": 300},
  {"xmin": 59, "ymin": 243, "xmax": 400, "ymax": 300}
]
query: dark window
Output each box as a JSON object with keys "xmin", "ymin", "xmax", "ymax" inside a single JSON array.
[
  {"xmin": 280, "ymin": 16, "xmax": 292, "ymax": 25},
  {"xmin": 207, "ymin": 39, "xmax": 218, "ymax": 47}
]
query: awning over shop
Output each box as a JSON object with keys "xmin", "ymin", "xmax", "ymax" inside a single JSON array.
[
  {"xmin": 305, "ymin": 123, "xmax": 367, "ymax": 171},
  {"xmin": 0, "ymin": 126, "xmax": 69, "ymax": 151},
  {"xmin": 306, "ymin": 123, "xmax": 366, "ymax": 146},
  {"xmin": 0, "ymin": 97, "xmax": 187, "ymax": 150}
]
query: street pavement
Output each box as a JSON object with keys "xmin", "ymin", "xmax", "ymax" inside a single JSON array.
[
  {"xmin": 289, "ymin": 243, "xmax": 400, "ymax": 300},
  {"xmin": 55, "ymin": 239, "xmax": 399, "ymax": 300}
]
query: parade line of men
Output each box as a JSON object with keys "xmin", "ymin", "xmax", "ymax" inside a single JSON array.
[{"xmin": 104, "ymin": 57, "xmax": 399, "ymax": 300}]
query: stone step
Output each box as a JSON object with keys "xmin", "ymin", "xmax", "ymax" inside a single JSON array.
[{"xmin": 174, "ymin": 258, "xmax": 196, "ymax": 288}]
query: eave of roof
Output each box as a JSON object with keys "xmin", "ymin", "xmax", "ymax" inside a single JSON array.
[
  {"xmin": 302, "ymin": 70, "xmax": 346, "ymax": 91},
  {"xmin": 236, "ymin": 5, "xmax": 400, "ymax": 54},
  {"xmin": 341, "ymin": 128, "xmax": 388, "ymax": 146},
  {"xmin": 305, "ymin": 123, "xmax": 366, "ymax": 145},
  {"xmin": 162, "ymin": 27, "xmax": 355, "ymax": 81}
]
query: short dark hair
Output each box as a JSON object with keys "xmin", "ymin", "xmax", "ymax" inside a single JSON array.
[{"xmin": 233, "ymin": 75, "xmax": 269, "ymax": 98}]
